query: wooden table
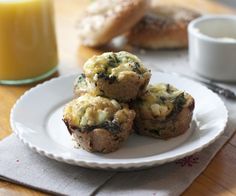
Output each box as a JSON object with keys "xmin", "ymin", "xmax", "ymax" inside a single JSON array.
[{"xmin": 0, "ymin": 0, "xmax": 236, "ymax": 195}]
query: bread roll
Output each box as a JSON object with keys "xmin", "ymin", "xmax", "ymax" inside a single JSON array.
[
  {"xmin": 77, "ymin": 0, "xmax": 149, "ymax": 47},
  {"xmin": 127, "ymin": 5, "xmax": 201, "ymax": 49}
]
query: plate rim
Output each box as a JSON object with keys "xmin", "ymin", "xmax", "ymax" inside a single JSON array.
[{"xmin": 10, "ymin": 72, "xmax": 228, "ymax": 170}]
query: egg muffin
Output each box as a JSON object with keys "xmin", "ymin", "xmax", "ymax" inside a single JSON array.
[
  {"xmin": 133, "ymin": 84, "xmax": 194, "ymax": 139},
  {"xmin": 63, "ymin": 94, "xmax": 136, "ymax": 153},
  {"xmin": 81, "ymin": 51, "xmax": 151, "ymax": 102}
]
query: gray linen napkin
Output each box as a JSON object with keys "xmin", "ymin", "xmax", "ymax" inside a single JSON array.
[
  {"xmin": 97, "ymin": 136, "xmax": 228, "ymax": 196},
  {"xmin": 0, "ymin": 135, "xmax": 115, "ymax": 196}
]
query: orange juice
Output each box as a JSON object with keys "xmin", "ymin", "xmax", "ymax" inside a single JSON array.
[{"xmin": 0, "ymin": 0, "xmax": 58, "ymax": 84}]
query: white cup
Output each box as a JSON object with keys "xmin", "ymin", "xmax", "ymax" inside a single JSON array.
[{"xmin": 188, "ymin": 15, "xmax": 236, "ymax": 82}]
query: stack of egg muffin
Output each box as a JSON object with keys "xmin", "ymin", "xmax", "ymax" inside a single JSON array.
[{"xmin": 63, "ymin": 51, "xmax": 194, "ymax": 153}]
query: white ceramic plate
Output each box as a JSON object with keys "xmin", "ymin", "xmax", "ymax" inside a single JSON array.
[{"xmin": 11, "ymin": 72, "xmax": 228, "ymax": 170}]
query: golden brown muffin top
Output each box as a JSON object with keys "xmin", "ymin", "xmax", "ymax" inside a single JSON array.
[
  {"xmin": 83, "ymin": 51, "xmax": 150, "ymax": 83},
  {"xmin": 134, "ymin": 83, "xmax": 191, "ymax": 120},
  {"xmin": 63, "ymin": 94, "xmax": 133, "ymax": 130}
]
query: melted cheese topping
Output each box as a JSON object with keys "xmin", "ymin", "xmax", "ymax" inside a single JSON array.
[
  {"xmin": 136, "ymin": 83, "xmax": 186, "ymax": 119},
  {"xmin": 64, "ymin": 94, "xmax": 121, "ymax": 127},
  {"xmin": 83, "ymin": 51, "xmax": 149, "ymax": 82}
]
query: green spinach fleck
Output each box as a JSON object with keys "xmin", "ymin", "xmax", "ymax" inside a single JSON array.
[
  {"xmin": 76, "ymin": 73, "xmax": 85, "ymax": 83},
  {"xmin": 173, "ymin": 93, "xmax": 186, "ymax": 113},
  {"xmin": 97, "ymin": 72, "xmax": 117, "ymax": 84},
  {"xmin": 132, "ymin": 62, "xmax": 142, "ymax": 74},
  {"xmin": 159, "ymin": 96, "xmax": 167, "ymax": 104},
  {"xmin": 166, "ymin": 84, "xmax": 171, "ymax": 93},
  {"xmin": 107, "ymin": 54, "xmax": 120, "ymax": 67},
  {"xmin": 79, "ymin": 120, "xmax": 121, "ymax": 133}
]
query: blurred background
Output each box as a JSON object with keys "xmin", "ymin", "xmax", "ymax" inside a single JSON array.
[{"xmin": 217, "ymin": 0, "xmax": 236, "ymax": 7}]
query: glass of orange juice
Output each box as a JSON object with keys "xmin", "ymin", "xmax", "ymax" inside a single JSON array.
[{"xmin": 0, "ymin": 0, "xmax": 58, "ymax": 85}]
